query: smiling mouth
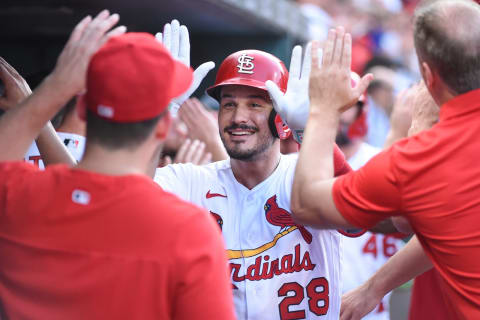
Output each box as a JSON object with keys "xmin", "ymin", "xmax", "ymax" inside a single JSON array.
[{"xmin": 228, "ymin": 130, "xmax": 255, "ymax": 136}]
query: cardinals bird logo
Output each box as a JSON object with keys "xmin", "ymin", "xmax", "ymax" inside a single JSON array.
[
  {"xmin": 210, "ymin": 211, "xmax": 223, "ymax": 231},
  {"xmin": 264, "ymin": 195, "xmax": 312, "ymax": 244}
]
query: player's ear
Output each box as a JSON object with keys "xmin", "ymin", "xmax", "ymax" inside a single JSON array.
[
  {"xmin": 421, "ymin": 62, "xmax": 434, "ymax": 92},
  {"xmin": 154, "ymin": 111, "xmax": 172, "ymax": 140}
]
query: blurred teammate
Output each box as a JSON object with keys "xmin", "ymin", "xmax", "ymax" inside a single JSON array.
[
  {"xmin": 289, "ymin": 1, "xmax": 480, "ymax": 319},
  {"xmin": 336, "ymin": 85, "xmax": 404, "ymax": 320},
  {"xmin": 25, "ymin": 98, "xmax": 86, "ymax": 167},
  {"xmin": 341, "ymin": 82, "xmax": 447, "ymax": 320},
  {"xmin": 155, "ymin": 20, "xmax": 353, "ymax": 320},
  {"xmin": 0, "ymin": 12, "xmax": 234, "ymax": 320}
]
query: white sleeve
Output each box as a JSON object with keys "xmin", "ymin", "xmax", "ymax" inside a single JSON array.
[{"xmin": 154, "ymin": 163, "xmax": 196, "ymax": 201}]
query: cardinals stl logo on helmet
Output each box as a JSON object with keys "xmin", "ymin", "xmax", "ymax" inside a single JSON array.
[{"xmin": 237, "ymin": 53, "xmax": 255, "ymax": 74}]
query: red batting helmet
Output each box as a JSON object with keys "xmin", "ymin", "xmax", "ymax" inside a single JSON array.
[{"xmin": 206, "ymin": 50, "xmax": 291, "ymax": 139}]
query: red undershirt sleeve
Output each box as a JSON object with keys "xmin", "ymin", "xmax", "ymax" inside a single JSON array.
[
  {"xmin": 172, "ymin": 208, "xmax": 235, "ymax": 320},
  {"xmin": 332, "ymin": 148, "xmax": 403, "ymax": 230}
]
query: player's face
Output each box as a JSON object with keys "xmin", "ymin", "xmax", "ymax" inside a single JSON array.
[
  {"xmin": 218, "ymin": 85, "xmax": 276, "ymax": 161},
  {"xmin": 336, "ymin": 104, "xmax": 359, "ymax": 147}
]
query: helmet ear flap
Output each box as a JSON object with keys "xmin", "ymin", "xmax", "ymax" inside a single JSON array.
[
  {"xmin": 269, "ymin": 109, "xmax": 292, "ymax": 140},
  {"xmin": 268, "ymin": 109, "xmax": 279, "ymax": 138}
]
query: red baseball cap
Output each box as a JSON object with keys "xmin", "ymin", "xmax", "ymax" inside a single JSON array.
[{"xmin": 84, "ymin": 32, "xmax": 193, "ymax": 123}]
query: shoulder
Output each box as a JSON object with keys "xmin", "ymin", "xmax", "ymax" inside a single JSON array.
[{"xmin": 0, "ymin": 161, "xmax": 39, "ymax": 174}]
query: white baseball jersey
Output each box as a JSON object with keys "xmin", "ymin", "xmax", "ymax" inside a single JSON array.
[
  {"xmin": 342, "ymin": 142, "xmax": 404, "ymax": 320},
  {"xmin": 155, "ymin": 153, "xmax": 342, "ymax": 320},
  {"xmin": 24, "ymin": 132, "xmax": 86, "ymax": 169}
]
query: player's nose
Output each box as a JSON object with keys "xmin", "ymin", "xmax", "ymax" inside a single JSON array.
[{"xmin": 231, "ymin": 104, "xmax": 250, "ymax": 124}]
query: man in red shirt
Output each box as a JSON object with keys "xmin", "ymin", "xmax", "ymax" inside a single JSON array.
[
  {"xmin": 0, "ymin": 11, "xmax": 235, "ymax": 320},
  {"xmin": 285, "ymin": 1, "xmax": 480, "ymax": 319}
]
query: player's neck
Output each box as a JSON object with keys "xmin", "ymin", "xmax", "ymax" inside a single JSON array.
[
  {"xmin": 76, "ymin": 143, "xmax": 160, "ymax": 178},
  {"xmin": 230, "ymin": 145, "xmax": 281, "ymax": 190}
]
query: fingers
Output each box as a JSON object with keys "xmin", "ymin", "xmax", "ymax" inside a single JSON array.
[
  {"xmin": 200, "ymin": 152, "xmax": 212, "ymax": 165},
  {"xmin": 175, "ymin": 138, "xmax": 191, "ymax": 162},
  {"xmin": 77, "ymin": 10, "xmax": 121, "ymax": 53},
  {"xmin": 311, "ymin": 41, "xmax": 321, "ymax": 71},
  {"xmin": 158, "ymin": 20, "xmax": 190, "ymax": 66},
  {"xmin": 170, "ymin": 19, "xmax": 180, "ymax": 60},
  {"xmin": 353, "ymin": 73, "xmax": 374, "ymax": 100},
  {"xmin": 173, "ymin": 61, "xmax": 214, "ymax": 104},
  {"xmin": 155, "ymin": 32, "xmax": 163, "ymax": 44},
  {"xmin": 322, "ymin": 29, "xmax": 337, "ymax": 67},
  {"xmin": 69, "ymin": 15, "xmax": 93, "ymax": 43},
  {"xmin": 105, "ymin": 25, "xmax": 127, "ymax": 40},
  {"xmin": 188, "ymin": 140, "xmax": 205, "ymax": 164},
  {"xmin": 193, "ymin": 61, "xmax": 215, "ymax": 83},
  {"xmin": 90, "ymin": 12, "xmax": 120, "ymax": 43},
  {"xmin": 265, "ymin": 80, "xmax": 285, "ymax": 115},
  {"xmin": 178, "ymin": 25, "xmax": 190, "ymax": 67},
  {"xmin": 175, "ymin": 139, "xmax": 208, "ymax": 164},
  {"xmin": 301, "ymin": 42, "xmax": 312, "ymax": 81},
  {"xmin": 163, "ymin": 22, "xmax": 172, "ymax": 52},
  {"xmin": 0, "ymin": 57, "xmax": 21, "ymax": 79},
  {"xmin": 289, "ymin": 45, "xmax": 302, "ymax": 82},
  {"xmin": 342, "ymin": 33, "xmax": 352, "ymax": 69},
  {"xmin": 333, "ymin": 26, "xmax": 345, "ymax": 65}
]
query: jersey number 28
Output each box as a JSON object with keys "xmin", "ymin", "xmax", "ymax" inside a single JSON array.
[{"xmin": 278, "ymin": 277, "xmax": 329, "ymax": 320}]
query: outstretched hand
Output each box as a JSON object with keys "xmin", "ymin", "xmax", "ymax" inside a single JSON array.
[
  {"xmin": 156, "ymin": 20, "xmax": 215, "ymax": 113},
  {"xmin": 309, "ymin": 27, "xmax": 373, "ymax": 115},
  {"xmin": 161, "ymin": 139, "xmax": 212, "ymax": 166},
  {"xmin": 340, "ymin": 282, "xmax": 383, "ymax": 320},
  {"xmin": 49, "ymin": 10, "xmax": 126, "ymax": 99},
  {"xmin": 0, "ymin": 57, "xmax": 32, "ymax": 110},
  {"xmin": 266, "ymin": 44, "xmax": 311, "ymax": 144}
]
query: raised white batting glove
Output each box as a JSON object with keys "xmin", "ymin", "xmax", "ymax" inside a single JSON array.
[
  {"xmin": 156, "ymin": 19, "xmax": 215, "ymax": 115},
  {"xmin": 266, "ymin": 43, "xmax": 316, "ymax": 144}
]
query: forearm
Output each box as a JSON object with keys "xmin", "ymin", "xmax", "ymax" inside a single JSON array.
[
  {"xmin": 366, "ymin": 235, "xmax": 433, "ymax": 298},
  {"xmin": 36, "ymin": 122, "xmax": 76, "ymax": 166},
  {"xmin": 0, "ymin": 75, "xmax": 72, "ymax": 161},
  {"xmin": 291, "ymin": 110, "xmax": 340, "ymax": 225}
]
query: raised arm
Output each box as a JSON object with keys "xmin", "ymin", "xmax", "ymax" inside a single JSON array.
[
  {"xmin": 290, "ymin": 27, "xmax": 372, "ymax": 229},
  {"xmin": 0, "ymin": 57, "xmax": 76, "ymax": 166},
  {"xmin": 0, "ymin": 11, "xmax": 125, "ymax": 162},
  {"xmin": 155, "ymin": 19, "xmax": 215, "ymax": 116}
]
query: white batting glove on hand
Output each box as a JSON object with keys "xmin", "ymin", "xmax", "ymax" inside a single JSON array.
[
  {"xmin": 266, "ymin": 43, "xmax": 314, "ymax": 144},
  {"xmin": 156, "ymin": 20, "xmax": 215, "ymax": 115}
]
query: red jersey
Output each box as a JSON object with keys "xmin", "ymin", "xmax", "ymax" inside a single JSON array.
[
  {"xmin": 332, "ymin": 89, "xmax": 480, "ymax": 319},
  {"xmin": 0, "ymin": 162, "xmax": 235, "ymax": 320},
  {"xmin": 409, "ymin": 269, "xmax": 450, "ymax": 320}
]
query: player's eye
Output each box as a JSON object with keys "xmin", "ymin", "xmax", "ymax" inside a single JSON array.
[{"xmin": 222, "ymin": 102, "xmax": 236, "ymax": 108}]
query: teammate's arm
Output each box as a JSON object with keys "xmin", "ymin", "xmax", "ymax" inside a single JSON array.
[
  {"xmin": 340, "ymin": 235, "xmax": 432, "ymax": 320},
  {"xmin": 0, "ymin": 11, "xmax": 125, "ymax": 162},
  {"xmin": 0, "ymin": 58, "xmax": 74, "ymax": 165},
  {"xmin": 290, "ymin": 28, "xmax": 372, "ymax": 229}
]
